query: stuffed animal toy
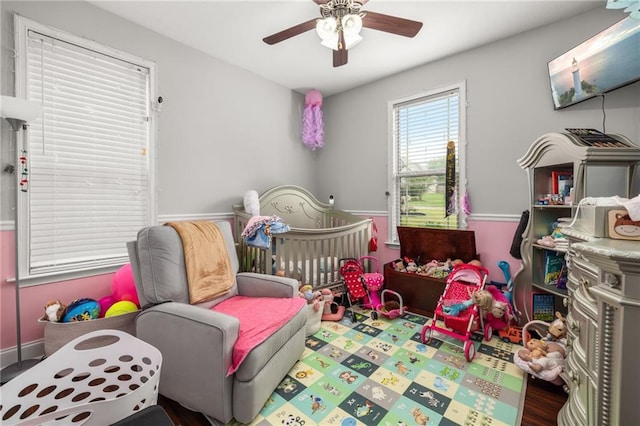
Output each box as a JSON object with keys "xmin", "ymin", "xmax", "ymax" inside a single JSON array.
[
  {"xmin": 43, "ymin": 300, "xmax": 67, "ymax": 322},
  {"xmin": 243, "ymin": 189, "xmax": 260, "ymax": 217},
  {"xmin": 546, "ymin": 311, "xmax": 567, "ymax": 341},
  {"xmin": 321, "ymin": 289, "xmax": 334, "ymax": 315}
]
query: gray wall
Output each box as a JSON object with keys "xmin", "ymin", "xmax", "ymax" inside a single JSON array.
[
  {"xmin": 2, "ymin": 3, "xmax": 639, "ymax": 221},
  {"xmin": 1, "ymin": 1, "xmax": 316, "ymax": 222},
  {"xmin": 318, "ymin": 7, "xmax": 640, "ymax": 215}
]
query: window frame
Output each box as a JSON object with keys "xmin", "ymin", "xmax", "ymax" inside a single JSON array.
[
  {"xmin": 14, "ymin": 15, "xmax": 157, "ymax": 286},
  {"xmin": 387, "ymin": 81, "xmax": 467, "ymax": 245}
]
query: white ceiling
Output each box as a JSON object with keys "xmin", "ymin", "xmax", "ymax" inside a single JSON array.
[{"xmin": 88, "ymin": 0, "xmax": 604, "ymax": 96}]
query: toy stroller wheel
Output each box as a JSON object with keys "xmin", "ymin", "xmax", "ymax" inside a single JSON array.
[
  {"xmin": 421, "ymin": 326, "xmax": 433, "ymax": 344},
  {"xmin": 371, "ymin": 311, "xmax": 378, "ymax": 320},
  {"xmin": 484, "ymin": 324, "xmax": 493, "ymax": 341},
  {"xmin": 464, "ymin": 340, "xmax": 476, "ymax": 361}
]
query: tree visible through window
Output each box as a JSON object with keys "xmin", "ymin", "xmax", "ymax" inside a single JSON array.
[
  {"xmin": 15, "ymin": 16, "xmax": 155, "ymax": 282},
  {"xmin": 388, "ymin": 82, "xmax": 466, "ymax": 243}
]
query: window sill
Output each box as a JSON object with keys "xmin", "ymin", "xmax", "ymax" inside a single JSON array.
[{"xmin": 8, "ymin": 264, "xmax": 122, "ymax": 288}]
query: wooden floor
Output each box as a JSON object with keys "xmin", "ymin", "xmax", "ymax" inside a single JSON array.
[{"xmin": 158, "ymin": 375, "xmax": 568, "ymax": 425}]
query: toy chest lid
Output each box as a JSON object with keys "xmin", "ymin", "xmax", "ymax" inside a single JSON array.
[{"xmin": 396, "ymin": 227, "xmax": 477, "ymax": 263}]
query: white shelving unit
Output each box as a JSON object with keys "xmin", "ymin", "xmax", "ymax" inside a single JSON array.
[{"xmin": 513, "ymin": 131, "xmax": 640, "ymax": 324}]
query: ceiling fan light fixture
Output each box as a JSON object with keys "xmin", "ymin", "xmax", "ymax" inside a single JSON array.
[
  {"xmin": 342, "ymin": 14, "xmax": 363, "ymax": 48},
  {"xmin": 342, "ymin": 14, "xmax": 362, "ymax": 35},
  {"xmin": 320, "ymin": 35, "xmax": 339, "ymax": 50},
  {"xmin": 316, "ymin": 16, "xmax": 337, "ymax": 41}
]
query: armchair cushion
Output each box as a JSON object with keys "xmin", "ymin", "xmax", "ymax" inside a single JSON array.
[
  {"xmin": 135, "ymin": 224, "xmax": 240, "ymax": 306},
  {"xmin": 212, "ymin": 296, "xmax": 306, "ymax": 375}
]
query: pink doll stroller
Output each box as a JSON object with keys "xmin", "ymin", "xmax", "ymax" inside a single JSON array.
[
  {"xmin": 421, "ymin": 264, "xmax": 488, "ymax": 361},
  {"xmin": 359, "ymin": 256, "xmax": 383, "ymax": 309},
  {"xmin": 339, "ymin": 258, "xmax": 368, "ymax": 321}
]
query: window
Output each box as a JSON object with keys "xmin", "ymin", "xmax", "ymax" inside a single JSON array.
[
  {"xmin": 388, "ymin": 82, "xmax": 466, "ymax": 243},
  {"xmin": 15, "ymin": 16, "xmax": 155, "ymax": 283}
]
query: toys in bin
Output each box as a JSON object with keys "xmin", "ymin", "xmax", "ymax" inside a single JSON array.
[{"xmin": 41, "ymin": 263, "xmax": 140, "ymax": 323}]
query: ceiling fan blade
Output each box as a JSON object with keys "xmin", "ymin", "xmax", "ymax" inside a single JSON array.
[
  {"xmin": 333, "ymin": 48, "xmax": 348, "ymax": 67},
  {"xmin": 263, "ymin": 18, "xmax": 318, "ymax": 45},
  {"xmin": 362, "ymin": 11, "xmax": 423, "ymax": 38}
]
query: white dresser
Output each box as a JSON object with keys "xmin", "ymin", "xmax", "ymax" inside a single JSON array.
[{"xmin": 558, "ymin": 227, "xmax": 640, "ymax": 426}]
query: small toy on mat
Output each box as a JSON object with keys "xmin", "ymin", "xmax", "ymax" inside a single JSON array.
[{"xmin": 375, "ymin": 289, "xmax": 405, "ymax": 319}]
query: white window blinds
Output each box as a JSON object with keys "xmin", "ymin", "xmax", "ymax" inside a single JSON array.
[
  {"xmin": 23, "ymin": 28, "xmax": 152, "ymax": 276},
  {"xmin": 389, "ymin": 84, "xmax": 465, "ymax": 240}
]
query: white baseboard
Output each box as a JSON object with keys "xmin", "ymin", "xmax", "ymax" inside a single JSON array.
[{"xmin": 1, "ymin": 340, "xmax": 45, "ymax": 370}]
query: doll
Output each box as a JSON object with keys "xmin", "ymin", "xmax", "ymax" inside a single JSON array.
[{"xmin": 518, "ymin": 338, "xmax": 564, "ymax": 373}]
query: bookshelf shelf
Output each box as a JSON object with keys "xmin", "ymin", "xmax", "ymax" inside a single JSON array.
[{"xmin": 531, "ymin": 282, "xmax": 568, "ymax": 298}]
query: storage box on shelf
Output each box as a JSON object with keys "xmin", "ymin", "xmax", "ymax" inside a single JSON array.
[{"xmin": 384, "ymin": 227, "xmax": 477, "ymax": 317}]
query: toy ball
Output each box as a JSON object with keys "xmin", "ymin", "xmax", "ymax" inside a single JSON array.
[
  {"xmin": 97, "ymin": 295, "xmax": 118, "ymax": 318},
  {"xmin": 62, "ymin": 298, "xmax": 100, "ymax": 322},
  {"xmin": 105, "ymin": 300, "xmax": 138, "ymax": 318},
  {"xmin": 112, "ymin": 263, "xmax": 140, "ymax": 307}
]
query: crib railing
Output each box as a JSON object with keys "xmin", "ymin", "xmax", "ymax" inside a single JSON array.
[{"xmin": 234, "ymin": 211, "xmax": 371, "ymax": 289}]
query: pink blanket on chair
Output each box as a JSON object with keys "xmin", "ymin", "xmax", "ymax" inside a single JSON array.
[{"xmin": 211, "ymin": 296, "xmax": 306, "ymax": 375}]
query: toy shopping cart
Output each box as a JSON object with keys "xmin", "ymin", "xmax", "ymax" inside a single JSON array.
[{"xmin": 420, "ymin": 264, "xmax": 488, "ymax": 361}]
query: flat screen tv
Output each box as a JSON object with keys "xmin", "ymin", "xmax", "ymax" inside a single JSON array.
[{"xmin": 547, "ymin": 16, "xmax": 640, "ymax": 110}]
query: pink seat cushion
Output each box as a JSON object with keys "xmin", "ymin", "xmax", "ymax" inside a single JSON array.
[{"xmin": 212, "ymin": 296, "xmax": 306, "ymax": 375}]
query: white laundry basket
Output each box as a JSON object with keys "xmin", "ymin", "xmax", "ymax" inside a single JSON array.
[{"xmin": 0, "ymin": 329, "xmax": 162, "ymax": 425}]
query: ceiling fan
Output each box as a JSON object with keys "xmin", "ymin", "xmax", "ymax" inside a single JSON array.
[{"xmin": 263, "ymin": 0, "xmax": 423, "ymax": 68}]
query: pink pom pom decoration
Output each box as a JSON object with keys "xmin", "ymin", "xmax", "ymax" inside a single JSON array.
[
  {"xmin": 302, "ymin": 90, "xmax": 324, "ymax": 150},
  {"xmin": 305, "ymin": 89, "xmax": 323, "ymax": 107},
  {"xmin": 112, "ymin": 263, "xmax": 140, "ymax": 307}
]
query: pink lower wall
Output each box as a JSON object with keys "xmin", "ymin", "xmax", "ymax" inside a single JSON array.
[
  {"xmin": 0, "ymin": 216, "xmax": 522, "ymax": 352},
  {"xmin": 1, "ymin": 231, "xmax": 113, "ymax": 350}
]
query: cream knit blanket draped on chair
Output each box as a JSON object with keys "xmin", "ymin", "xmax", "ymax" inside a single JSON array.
[{"xmin": 166, "ymin": 221, "xmax": 234, "ymax": 304}]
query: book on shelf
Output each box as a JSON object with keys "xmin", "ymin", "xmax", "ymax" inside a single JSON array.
[
  {"xmin": 551, "ymin": 171, "xmax": 573, "ymax": 195},
  {"xmin": 544, "ymin": 251, "xmax": 565, "ymax": 285}
]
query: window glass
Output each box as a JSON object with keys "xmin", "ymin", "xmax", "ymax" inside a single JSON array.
[{"xmin": 388, "ymin": 82, "xmax": 466, "ymax": 243}]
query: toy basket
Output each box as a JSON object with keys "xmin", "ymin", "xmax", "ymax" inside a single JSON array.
[
  {"xmin": 0, "ymin": 329, "xmax": 162, "ymax": 425},
  {"xmin": 38, "ymin": 310, "xmax": 138, "ymax": 356}
]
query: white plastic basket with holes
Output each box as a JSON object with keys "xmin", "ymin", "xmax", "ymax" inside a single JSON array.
[{"xmin": 0, "ymin": 329, "xmax": 162, "ymax": 425}]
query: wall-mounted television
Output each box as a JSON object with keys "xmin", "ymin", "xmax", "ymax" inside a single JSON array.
[{"xmin": 547, "ymin": 16, "xmax": 640, "ymax": 110}]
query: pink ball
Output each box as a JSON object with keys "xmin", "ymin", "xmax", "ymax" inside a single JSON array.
[
  {"xmin": 98, "ymin": 295, "xmax": 117, "ymax": 318},
  {"xmin": 112, "ymin": 263, "xmax": 140, "ymax": 307}
]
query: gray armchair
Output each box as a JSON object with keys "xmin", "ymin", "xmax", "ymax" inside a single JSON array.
[{"xmin": 127, "ymin": 220, "xmax": 307, "ymax": 425}]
